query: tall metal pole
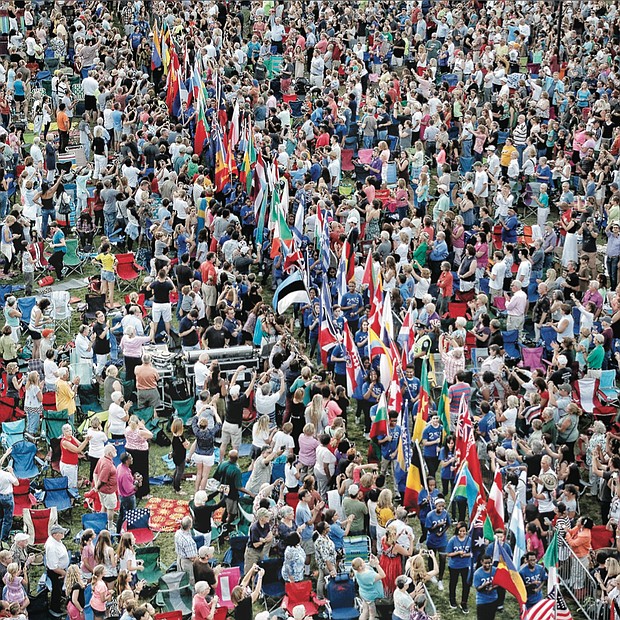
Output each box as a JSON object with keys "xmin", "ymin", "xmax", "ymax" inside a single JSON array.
[{"xmin": 556, "ymin": 0, "xmax": 563, "ymax": 60}]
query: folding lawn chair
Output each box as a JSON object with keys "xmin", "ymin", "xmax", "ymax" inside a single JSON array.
[
  {"xmin": 259, "ymin": 558, "xmax": 285, "ymax": 610},
  {"xmin": 271, "ymin": 462, "xmax": 285, "ymax": 483},
  {"xmin": 136, "ymin": 545, "xmax": 166, "ymax": 586},
  {"xmin": 23, "ymin": 507, "xmax": 59, "ymax": 544},
  {"xmin": 63, "ymin": 238, "xmax": 85, "ymax": 275},
  {"xmin": 281, "ymin": 580, "xmax": 326, "ymax": 617},
  {"xmin": 357, "ymin": 149, "xmax": 373, "ymax": 165},
  {"xmin": 341, "ymin": 149, "xmax": 355, "ymax": 172},
  {"xmin": 1, "ymin": 418, "xmax": 25, "ymax": 449},
  {"xmin": 447, "ymin": 301, "xmax": 468, "ymax": 319},
  {"xmin": 110, "ymin": 438, "xmax": 126, "ymax": 467},
  {"xmin": 216, "ymin": 566, "xmax": 241, "ymax": 608},
  {"xmin": 501, "ymin": 330, "xmax": 521, "ymax": 360},
  {"xmin": 115, "ymin": 252, "xmax": 144, "ymax": 292},
  {"xmin": 154, "ymin": 613, "xmax": 183, "ymax": 620},
  {"xmin": 81, "ymin": 511, "xmax": 108, "ymax": 535},
  {"xmin": 171, "ymin": 397, "xmax": 195, "ymax": 425},
  {"xmin": 471, "ymin": 348, "xmax": 489, "ymax": 373},
  {"xmin": 325, "ymin": 573, "xmax": 358, "ymax": 620},
  {"xmin": 386, "ymin": 161, "xmax": 398, "ymax": 187},
  {"xmin": 284, "ymin": 492, "xmax": 299, "ymax": 512},
  {"xmin": 49, "ymin": 291, "xmax": 72, "ymax": 336},
  {"xmin": 600, "ymin": 370, "xmax": 620, "ymax": 403},
  {"xmin": 16, "ymin": 296, "xmax": 36, "ymax": 327},
  {"xmin": 574, "ymin": 378, "xmax": 617, "ymax": 425},
  {"xmin": 121, "ymin": 507, "xmax": 156, "ymax": 544},
  {"xmin": 43, "ymin": 476, "xmax": 74, "ymax": 521},
  {"xmin": 10, "ymin": 440, "xmax": 46, "ymax": 479},
  {"xmin": 41, "ymin": 408, "xmax": 69, "ymax": 440},
  {"xmin": 29, "ymin": 242, "xmax": 51, "ymax": 277},
  {"xmin": 539, "ymin": 326, "xmax": 557, "ymax": 352},
  {"xmin": 519, "ymin": 347, "xmax": 546, "ymax": 372},
  {"xmin": 222, "ymin": 534, "xmax": 248, "ymax": 573},
  {"xmin": 83, "ymin": 294, "xmax": 106, "ymax": 321},
  {"xmin": 13, "ymin": 478, "xmax": 36, "ymax": 517},
  {"xmin": 342, "ymin": 535, "xmax": 371, "ymax": 572},
  {"xmin": 154, "ymin": 571, "xmax": 194, "ymax": 618}
]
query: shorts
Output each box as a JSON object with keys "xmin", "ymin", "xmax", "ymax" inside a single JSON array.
[
  {"xmin": 99, "ymin": 491, "xmax": 117, "ymax": 510},
  {"xmin": 221, "ymin": 421, "xmax": 242, "ymax": 447},
  {"xmin": 152, "ymin": 302, "xmax": 172, "ymax": 323},
  {"xmin": 203, "ymin": 284, "xmax": 217, "ymax": 306},
  {"xmin": 193, "ymin": 453, "xmax": 215, "ymax": 466},
  {"xmin": 225, "ymin": 498, "xmax": 239, "ymax": 517},
  {"xmin": 85, "ymin": 94, "xmax": 97, "ymax": 111},
  {"xmin": 301, "ymin": 538, "xmax": 315, "ymax": 555},
  {"xmin": 29, "ymin": 328, "xmax": 42, "ymax": 341},
  {"xmin": 101, "ymin": 270, "xmax": 115, "ymax": 282},
  {"xmin": 14, "ymin": 94, "xmax": 24, "ymax": 102}
]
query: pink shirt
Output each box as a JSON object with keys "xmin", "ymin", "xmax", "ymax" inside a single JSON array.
[
  {"xmin": 298, "ymin": 435, "xmax": 320, "ymax": 467},
  {"xmin": 325, "ymin": 400, "xmax": 342, "ymax": 425},
  {"xmin": 124, "ymin": 427, "xmax": 148, "ymax": 451}
]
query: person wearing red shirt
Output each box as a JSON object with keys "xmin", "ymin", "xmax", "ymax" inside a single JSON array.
[
  {"xmin": 192, "ymin": 582, "xmax": 217, "ymax": 620},
  {"xmin": 60, "ymin": 424, "xmax": 89, "ymax": 490}
]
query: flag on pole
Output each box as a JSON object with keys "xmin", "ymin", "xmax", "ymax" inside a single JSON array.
[
  {"xmin": 151, "ymin": 23, "xmax": 162, "ymax": 70},
  {"xmin": 450, "ymin": 462, "xmax": 481, "ymax": 513},
  {"xmin": 272, "ymin": 271, "xmax": 310, "ymax": 315},
  {"xmin": 412, "ymin": 360, "xmax": 430, "ymax": 442},
  {"xmin": 542, "ymin": 530, "xmax": 559, "ymax": 591},
  {"xmin": 521, "ymin": 591, "xmax": 555, "ymax": 620},
  {"xmin": 395, "ymin": 406, "xmax": 426, "ymax": 511},
  {"xmin": 492, "ymin": 540, "xmax": 527, "ymax": 607},
  {"xmin": 343, "ymin": 323, "xmax": 364, "ymax": 396},
  {"xmin": 214, "ymin": 130, "xmax": 230, "ymax": 192},
  {"xmin": 483, "ymin": 470, "xmax": 505, "ymax": 540},
  {"xmin": 319, "ymin": 279, "xmax": 339, "ymax": 365},
  {"xmin": 455, "ymin": 394, "xmax": 484, "ymax": 494},
  {"xmin": 436, "ymin": 379, "xmax": 451, "ymax": 436},
  {"xmin": 510, "ymin": 498, "xmax": 527, "ymax": 567},
  {"xmin": 369, "ymin": 393, "xmax": 388, "ymax": 440}
]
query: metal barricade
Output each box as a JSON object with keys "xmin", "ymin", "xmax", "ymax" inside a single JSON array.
[{"xmin": 558, "ymin": 537, "xmax": 599, "ymax": 620}]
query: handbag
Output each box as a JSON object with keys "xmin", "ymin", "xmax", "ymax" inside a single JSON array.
[
  {"xmin": 57, "ymin": 193, "xmax": 72, "ymax": 215},
  {"xmin": 38, "ymin": 275, "xmax": 54, "ymax": 287}
]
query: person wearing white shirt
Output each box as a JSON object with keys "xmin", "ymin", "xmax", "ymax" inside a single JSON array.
[
  {"xmin": 108, "ymin": 391, "xmax": 130, "ymax": 439},
  {"xmin": 121, "ymin": 310, "xmax": 145, "ymax": 337},
  {"xmin": 45, "ymin": 525, "xmax": 70, "ymax": 615},
  {"xmin": 75, "ymin": 325, "xmax": 94, "ymax": 361},
  {"xmin": 193, "ymin": 353, "xmax": 211, "ymax": 395},
  {"xmin": 272, "ymin": 425, "xmax": 295, "ymax": 455},
  {"xmin": 489, "ymin": 251, "xmax": 507, "ymax": 298},
  {"xmin": 0, "ymin": 454, "xmax": 18, "ymax": 542},
  {"xmin": 29, "ymin": 137, "xmax": 43, "ymax": 169},
  {"xmin": 86, "ymin": 417, "xmax": 108, "ymax": 477},
  {"xmin": 44, "ymin": 350, "xmax": 62, "ymax": 391},
  {"xmin": 473, "ymin": 162, "xmax": 489, "ymax": 206}
]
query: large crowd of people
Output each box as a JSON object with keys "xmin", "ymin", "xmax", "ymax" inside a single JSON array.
[{"xmin": 0, "ymin": 0, "xmax": 619, "ymax": 620}]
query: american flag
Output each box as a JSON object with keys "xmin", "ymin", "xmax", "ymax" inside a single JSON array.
[
  {"xmin": 523, "ymin": 588, "xmax": 572, "ymax": 620},
  {"xmin": 126, "ymin": 508, "xmax": 150, "ymax": 530}
]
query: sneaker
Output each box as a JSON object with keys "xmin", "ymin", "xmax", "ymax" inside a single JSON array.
[
  {"xmin": 460, "ymin": 605, "xmax": 469, "ymax": 615},
  {"xmin": 437, "ymin": 580, "xmax": 444, "ymax": 591},
  {"xmin": 430, "ymin": 576, "xmax": 438, "ymax": 585},
  {"xmin": 496, "ymin": 606, "xmax": 504, "ymax": 612},
  {"xmin": 449, "ymin": 603, "xmax": 458, "ymax": 610}
]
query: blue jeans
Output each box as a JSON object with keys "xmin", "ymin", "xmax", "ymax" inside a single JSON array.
[
  {"xmin": 363, "ymin": 136, "xmax": 374, "ymax": 149},
  {"xmin": 608, "ymin": 255, "xmax": 620, "ymax": 290},
  {"xmin": 0, "ymin": 493, "xmax": 14, "ymax": 541},
  {"xmin": 0, "ymin": 191, "xmax": 7, "ymax": 219},
  {"xmin": 461, "ymin": 139, "xmax": 472, "ymax": 158},
  {"xmin": 116, "ymin": 494, "xmax": 136, "ymax": 533},
  {"xmin": 104, "ymin": 211, "xmax": 116, "ymax": 238},
  {"xmin": 27, "ymin": 409, "xmax": 40, "ymax": 435},
  {"xmin": 41, "ymin": 209, "xmax": 56, "ymax": 239}
]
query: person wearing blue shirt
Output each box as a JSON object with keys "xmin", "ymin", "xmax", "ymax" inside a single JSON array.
[
  {"xmin": 295, "ymin": 489, "xmax": 321, "ymax": 576},
  {"xmin": 502, "ymin": 208, "xmax": 519, "ymax": 243},
  {"xmin": 49, "ymin": 223, "xmax": 67, "ymax": 280},
  {"xmin": 418, "ymin": 477, "xmax": 439, "ymax": 543},
  {"xmin": 400, "ymin": 365, "xmax": 420, "ymax": 412},
  {"xmin": 421, "ymin": 415, "xmax": 444, "ymax": 478},
  {"xmin": 474, "ymin": 555, "xmax": 498, "ymax": 620},
  {"xmin": 485, "ymin": 529, "xmax": 512, "ymax": 612},
  {"xmin": 325, "ymin": 509, "xmax": 353, "ymax": 554},
  {"xmin": 519, "ymin": 552, "xmax": 547, "ymax": 608},
  {"xmin": 355, "ymin": 319, "xmax": 370, "ymax": 359},
  {"xmin": 376, "ymin": 411, "xmax": 401, "ymax": 477},
  {"xmin": 446, "ymin": 522, "xmax": 472, "ymax": 613},
  {"xmin": 332, "ymin": 304, "xmax": 345, "ymax": 333},
  {"xmin": 330, "ymin": 342, "xmax": 347, "ymax": 388},
  {"xmin": 340, "ymin": 281, "xmax": 364, "ymax": 332},
  {"xmin": 425, "ymin": 497, "xmax": 451, "ymax": 589}
]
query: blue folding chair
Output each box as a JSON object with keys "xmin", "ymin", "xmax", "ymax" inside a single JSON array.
[
  {"xmin": 479, "ymin": 278, "xmax": 490, "ymax": 295},
  {"xmin": 572, "ymin": 306, "xmax": 581, "ymax": 335},
  {"xmin": 1, "ymin": 419, "xmax": 25, "ymax": 449},
  {"xmin": 600, "ymin": 370, "xmax": 620, "ymax": 403},
  {"xmin": 502, "ymin": 330, "xmax": 520, "ymax": 359},
  {"xmin": 43, "ymin": 476, "xmax": 74, "ymax": 521},
  {"xmin": 17, "ymin": 297, "xmax": 36, "ymax": 327},
  {"xmin": 326, "ymin": 573, "xmax": 359, "ymax": 620},
  {"xmin": 10, "ymin": 440, "xmax": 45, "ymax": 479},
  {"xmin": 259, "ymin": 558, "xmax": 285, "ymax": 610},
  {"xmin": 110, "ymin": 438, "xmax": 126, "ymax": 467},
  {"xmin": 271, "ymin": 462, "xmax": 285, "ymax": 483},
  {"xmin": 459, "ymin": 156, "xmax": 474, "ymax": 173},
  {"xmin": 540, "ymin": 326, "xmax": 557, "ymax": 351},
  {"xmin": 82, "ymin": 512, "xmax": 108, "ymax": 535}
]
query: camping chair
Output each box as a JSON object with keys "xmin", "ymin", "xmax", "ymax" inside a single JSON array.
[
  {"xmin": 29, "ymin": 241, "xmax": 51, "ymax": 277},
  {"xmin": 259, "ymin": 558, "xmax": 285, "ymax": 610},
  {"xmin": 63, "ymin": 238, "xmax": 85, "ymax": 275},
  {"xmin": 43, "ymin": 476, "xmax": 75, "ymax": 522},
  {"xmin": 41, "ymin": 409, "xmax": 69, "ymax": 441},
  {"xmin": 539, "ymin": 326, "xmax": 557, "ymax": 352},
  {"xmin": 342, "ymin": 535, "xmax": 371, "ymax": 572},
  {"xmin": 325, "ymin": 573, "xmax": 358, "ymax": 620},
  {"xmin": 23, "ymin": 507, "xmax": 59, "ymax": 544},
  {"xmin": 136, "ymin": 545, "xmax": 166, "ymax": 586},
  {"xmin": 271, "ymin": 461, "xmax": 285, "ymax": 483},
  {"xmin": 447, "ymin": 301, "xmax": 468, "ymax": 319},
  {"xmin": 16, "ymin": 296, "xmax": 36, "ymax": 328},
  {"xmin": 10, "ymin": 440, "xmax": 46, "ymax": 479},
  {"xmin": 115, "ymin": 253, "xmax": 144, "ymax": 292},
  {"xmin": 519, "ymin": 347, "xmax": 546, "ymax": 372},
  {"xmin": 571, "ymin": 306, "xmax": 581, "ymax": 335},
  {"xmin": 222, "ymin": 534, "xmax": 248, "ymax": 573},
  {"xmin": 49, "ymin": 290, "xmax": 72, "ymax": 336},
  {"xmin": 357, "ymin": 149, "xmax": 373, "ymax": 165},
  {"xmin": 527, "ymin": 282, "xmax": 539, "ymax": 304},
  {"xmin": 599, "ymin": 370, "xmax": 620, "ymax": 403},
  {"xmin": 132, "ymin": 406, "xmax": 166, "ymax": 445},
  {"xmin": 574, "ymin": 378, "xmax": 617, "ymax": 425},
  {"xmin": 341, "ymin": 149, "xmax": 355, "ymax": 173},
  {"xmin": 13, "ymin": 478, "xmax": 36, "ymax": 517},
  {"xmin": 501, "ymin": 330, "xmax": 521, "ymax": 360},
  {"xmin": 281, "ymin": 580, "xmax": 326, "ymax": 617},
  {"xmin": 121, "ymin": 508, "xmax": 156, "ymax": 544},
  {"xmin": 471, "ymin": 348, "xmax": 489, "ymax": 373},
  {"xmin": 83, "ymin": 294, "xmax": 106, "ymax": 321},
  {"xmin": 386, "ymin": 161, "xmax": 398, "ymax": 187},
  {"xmin": 154, "ymin": 571, "xmax": 193, "ymax": 618},
  {"xmin": 215, "ymin": 566, "xmax": 241, "ymax": 609},
  {"xmin": 110, "ymin": 438, "xmax": 126, "ymax": 467},
  {"xmin": 459, "ymin": 156, "xmax": 474, "ymax": 174},
  {"xmin": 171, "ymin": 397, "xmax": 195, "ymax": 426},
  {"xmin": 1, "ymin": 418, "xmax": 25, "ymax": 449},
  {"xmin": 154, "ymin": 613, "xmax": 183, "ymax": 620},
  {"xmin": 81, "ymin": 511, "xmax": 108, "ymax": 535}
]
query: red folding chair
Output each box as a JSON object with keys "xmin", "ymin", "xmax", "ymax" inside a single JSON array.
[
  {"xmin": 23, "ymin": 507, "xmax": 58, "ymax": 544},
  {"xmin": 281, "ymin": 580, "xmax": 326, "ymax": 616},
  {"xmin": 13, "ymin": 479, "xmax": 36, "ymax": 517},
  {"xmin": 154, "ymin": 613, "xmax": 183, "ymax": 620},
  {"xmin": 341, "ymin": 149, "xmax": 355, "ymax": 172},
  {"xmin": 115, "ymin": 253, "xmax": 145, "ymax": 292}
]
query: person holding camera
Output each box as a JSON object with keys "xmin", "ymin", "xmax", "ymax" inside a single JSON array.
[
  {"xmin": 351, "ymin": 555, "xmax": 386, "ymax": 620},
  {"xmin": 231, "ymin": 563, "xmax": 264, "ymax": 620}
]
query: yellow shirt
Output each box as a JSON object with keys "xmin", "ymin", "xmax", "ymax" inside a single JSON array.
[
  {"xmin": 96, "ymin": 253, "xmax": 116, "ymax": 272},
  {"xmin": 500, "ymin": 144, "xmax": 517, "ymax": 168},
  {"xmin": 56, "ymin": 379, "xmax": 76, "ymax": 415}
]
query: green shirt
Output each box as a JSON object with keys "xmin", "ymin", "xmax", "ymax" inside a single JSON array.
[
  {"xmin": 413, "ymin": 242, "xmax": 428, "ymax": 267},
  {"xmin": 587, "ymin": 345, "xmax": 605, "ymax": 370},
  {"xmin": 342, "ymin": 496, "xmax": 368, "ymax": 533}
]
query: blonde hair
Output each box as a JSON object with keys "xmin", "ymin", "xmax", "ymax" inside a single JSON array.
[
  {"xmin": 293, "ymin": 388, "xmax": 305, "ymax": 402},
  {"xmin": 64, "ymin": 564, "xmax": 82, "ymax": 593},
  {"xmin": 303, "ymin": 423, "xmax": 315, "ymax": 436},
  {"xmin": 408, "ymin": 554, "xmax": 427, "ymax": 582},
  {"xmin": 307, "ymin": 394, "xmax": 324, "ymax": 429},
  {"xmin": 25, "ymin": 371, "xmax": 40, "ymax": 390},
  {"xmin": 5, "ymin": 563, "xmax": 18, "ymax": 580},
  {"xmin": 377, "ymin": 488, "xmax": 393, "ymax": 510},
  {"xmin": 507, "ymin": 395, "xmax": 519, "ymax": 408},
  {"xmin": 171, "ymin": 418, "xmax": 184, "ymax": 436},
  {"xmin": 256, "ymin": 414, "xmax": 270, "ymax": 435},
  {"xmin": 91, "ymin": 417, "xmax": 102, "ymax": 431}
]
